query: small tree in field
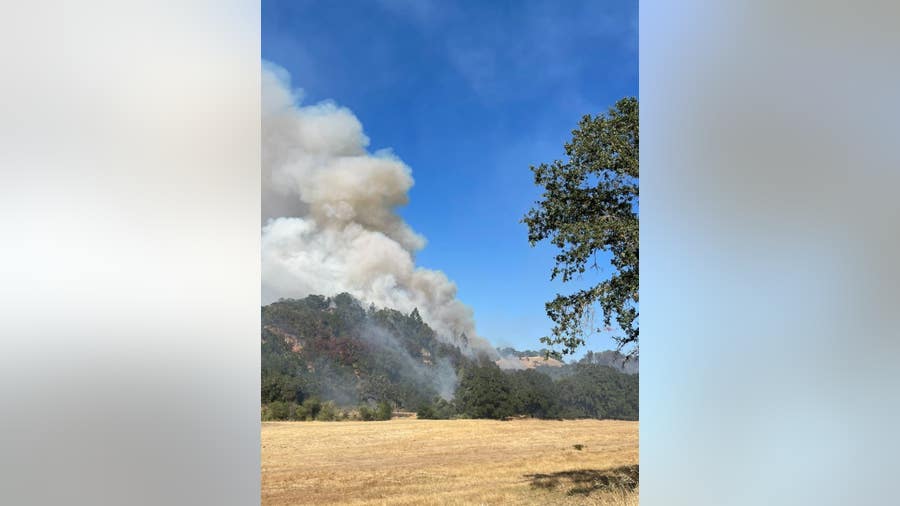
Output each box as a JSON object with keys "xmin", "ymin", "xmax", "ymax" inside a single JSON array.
[{"xmin": 375, "ymin": 401, "xmax": 392, "ymax": 421}]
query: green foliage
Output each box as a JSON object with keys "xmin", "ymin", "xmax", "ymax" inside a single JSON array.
[
  {"xmin": 316, "ymin": 401, "xmax": 338, "ymax": 421},
  {"xmin": 355, "ymin": 401, "xmax": 392, "ymax": 421},
  {"xmin": 507, "ymin": 369, "xmax": 561, "ymax": 419},
  {"xmin": 261, "ymin": 371, "xmax": 305, "ymax": 404},
  {"xmin": 294, "ymin": 397, "xmax": 322, "ymax": 421},
  {"xmin": 261, "ymin": 294, "xmax": 468, "ymax": 412},
  {"xmin": 456, "ymin": 361, "xmax": 518, "ymax": 420},
  {"xmin": 523, "ymin": 97, "xmax": 639, "ymax": 358},
  {"xmin": 263, "ymin": 358, "xmax": 637, "ymax": 423},
  {"xmin": 416, "ymin": 404, "xmax": 436, "ymax": 419},
  {"xmin": 417, "ymin": 397, "xmax": 456, "ymax": 420},
  {"xmin": 262, "ymin": 294, "xmax": 638, "ymax": 423},
  {"xmin": 454, "ymin": 361, "xmax": 637, "ymax": 421},
  {"xmin": 357, "ymin": 405, "xmax": 374, "ymax": 421},
  {"xmin": 375, "ymin": 401, "xmax": 393, "ymax": 421},
  {"xmin": 266, "ymin": 401, "xmax": 290, "ymax": 421},
  {"xmin": 556, "ymin": 364, "xmax": 638, "ymax": 420}
]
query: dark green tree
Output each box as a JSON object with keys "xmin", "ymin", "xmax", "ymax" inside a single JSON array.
[
  {"xmin": 316, "ymin": 401, "xmax": 339, "ymax": 421},
  {"xmin": 416, "ymin": 403, "xmax": 437, "ymax": 419},
  {"xmin": 417, "ymin": 397, "xmax": 456, "ymax": 420},
  {"xmin": 375, "ymin": 401, "xmax": 393, "ymax": 421},
  {"xmin": 295, "ymin": 397, "xmax": 322, "ymax": 421},
  {"xmin": 266, "ymin": 401, "xmax": 290, "ymax": 420},
  {"xmin": 409, "ymin": 307, "xmax": 423, "ymax": 324},
  {"xmin": 358, "ymin": 405, "xmax": 374, "ymax": 421},
  {"xmin": 507, "ymin": 369, "xmax": 561, "ymax": 419},
  {"xmin": 456, "ymin": 363, "xmax": 517, "ymax": 420},
  {"xmin": 556, "ymin": 364, "xmax": 638, "ymax": 420},
  {"xmin": 523, "ymin": 97, "xmax": 639, "ymax": 358}
]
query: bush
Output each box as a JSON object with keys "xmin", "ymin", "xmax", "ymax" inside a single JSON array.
[
  {"xmin": 316, "ymin": 401, "xmax": 338, "ymax": 421},
  {"xmin": 266, "ymin": 401, "xmax": 291, "ymax": 420},
  {"xmin": 416, "ymin": 404, "xmax": 436, "ymax": 419},
  {"xmin": 375, "ymin": 401, "xmax": 392, "ymax": 421},
  {"xmin": 358, "ymin": 405, "xmax": 374, "ymax": 421},
  {"xmin": 416, "ymin": 398, "xmax": 455, "ymax": 419},
  {"xmin": 294, "ymin": 397, "xmax": 322, "ymax": 421}
]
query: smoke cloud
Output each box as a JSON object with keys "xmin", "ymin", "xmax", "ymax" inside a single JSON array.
[
  {"xmin": 364, "ymin": 322, "xmax": 459, "ymax": 400},
  {"xmin": 261, "ymin": 62, "xmax": 496, "ymax": 358}
]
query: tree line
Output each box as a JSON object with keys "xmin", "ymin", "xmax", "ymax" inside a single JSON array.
[
  {"xmin": 418, "ymin": 359, "xmax": 638, "ymax": 421},
  {"xmin": 261, "ymin": 294, "xmax": 637, "ymax": 422},
  {"xmin": 262, "ymin": 398, "xmax": 393, "ymax": 422}
]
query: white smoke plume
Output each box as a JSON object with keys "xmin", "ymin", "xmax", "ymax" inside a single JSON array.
[
  {"xmin": 364, "ymin": 322, "xmax": 459, "ymax": 400},
  {"xmin": 261, "ymin": 62, "xmax": 496, "ymax": 358}
]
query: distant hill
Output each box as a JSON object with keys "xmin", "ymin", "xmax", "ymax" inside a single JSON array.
[
  {"xmin": 496, "ymin": 347, "xmax": 554, "ymax": 358},
  {"xmin": 495, "ymin": 355, "xmax": 566, "ymax": 369},
  {"xmin": 495, "ymin": 347, "xmax": 638, "ymax": 374},
  {"xmin": 579, "ymin": 350, "xmax": 639, "ymax": 374}
]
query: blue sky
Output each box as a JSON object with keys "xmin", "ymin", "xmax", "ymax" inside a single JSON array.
[{"xmin": 263, "ymin": 0, "xmax": 638, "ymax": 356}]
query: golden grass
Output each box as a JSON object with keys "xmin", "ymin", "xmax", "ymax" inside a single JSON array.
[{"xmin": 262, "ymin": 418, "xmax": 638, "ymax": 505}]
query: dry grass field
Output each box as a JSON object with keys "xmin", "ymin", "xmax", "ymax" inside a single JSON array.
[{"xmin": 262, "ymin": 418, "xmax": 638, "ymax": 505}]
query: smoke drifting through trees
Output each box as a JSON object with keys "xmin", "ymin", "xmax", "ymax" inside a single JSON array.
[
  {"xmin": 262, "ymin": 294, "xmax": 639, "ymax": 420},
  {"xmin": 261, "ymin": 62, "xmax": 495, "ymax": 358},
  {"xmin": 262, "ymin": 294, "xmax": 470, "ymax": 408},
  {"xmin": 364, "ymin": 322, "xmax": 459, "ymax": 400}
]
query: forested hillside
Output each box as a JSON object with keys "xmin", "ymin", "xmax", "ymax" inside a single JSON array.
[
  {"xmin": 262, "ymin": 293, "xmax": 467, "ymax": 410},
  {"xmin": 262, "ymin": 294, "xmax": 637, "ymax": 421}
]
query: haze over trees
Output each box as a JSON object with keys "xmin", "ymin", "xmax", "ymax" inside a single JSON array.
[
  {"xmin": 523, "ymin": 97, "xmax": 639, "ymax": 358},
  {"xmin": 442, "ymin": 358, "xmax": 637, "ymax": 421},
  {"xmin": 261, "ymin": 294, "xmax": 637, "ymax": 422}
]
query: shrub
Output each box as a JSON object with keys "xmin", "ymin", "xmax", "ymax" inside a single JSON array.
[
  {"xmin": 416, "ymin": 404, "xmax": 436, "ymax": 419},
  {"xmin": 316, "ymin": 401, "xmax": 338, "ymax": 421},
  {"xmin": 294, "ymin": 397, "xmax": 322, "ymax": 421},
  {"xmin": 375, "ymin": 401, "xmax": 392, "ymax": 421},
  {"xmin": 416, "ymin": 398, "xmax": 455, "ymax": 420},
  {"xmin": 267, "ymin": 401, "xmax": 290, "ymax": 420},
  {"xmin": 358, "ymin": 405, "xmax": 374, "ymax": 421}
]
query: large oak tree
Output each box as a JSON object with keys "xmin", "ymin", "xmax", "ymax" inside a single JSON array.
[{"xmin": 523, "ymin": 97, "xmax": 638, "ymax": 358}]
